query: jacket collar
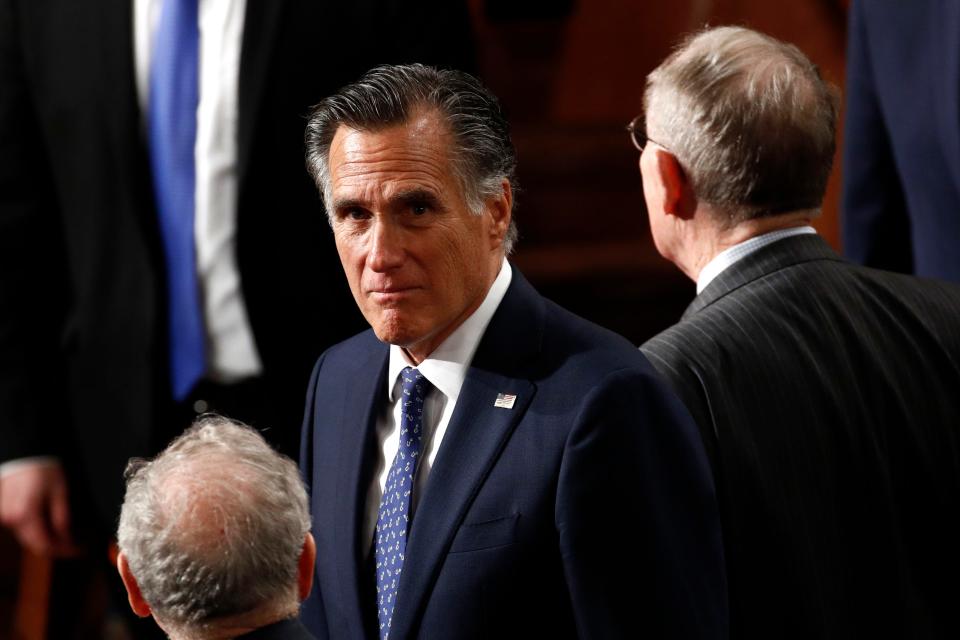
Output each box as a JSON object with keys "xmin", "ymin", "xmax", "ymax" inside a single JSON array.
[
  {"xmin": 684, "ymin": 234, "xmax": 844, "ymax": 319},
  {"xmin": 382, "ymin": 268, "xmax": 543, "ymax": 638}
]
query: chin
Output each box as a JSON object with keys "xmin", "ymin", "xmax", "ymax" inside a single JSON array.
[{"xmin": 370, "ymin": 311, "xmax": 419, "ymax": 347}]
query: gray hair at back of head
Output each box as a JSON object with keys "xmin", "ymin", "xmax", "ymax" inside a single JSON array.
[
  {"xmin": 117, "ymin": 415, "xmax": 310, "ymax": 634},
  {"xmin": 644, "ymin": 26, "xmax": 840, "ymax": 225},
  {"xmin": 305, "ymin": 63, "xmax": 519, "ymax": 254}
]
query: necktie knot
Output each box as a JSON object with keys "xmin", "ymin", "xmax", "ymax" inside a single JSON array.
[{"xmin": 400, "ymin": 367, "xmax": 430, "ymax": 410}]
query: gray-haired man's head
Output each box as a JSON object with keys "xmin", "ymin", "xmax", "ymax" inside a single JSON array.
[
  {"xmin": 116, "ymin": 415, "xmax": 314, "ymax": 639},
  {"xmin": 305, "ymin": 63, "xmax": 519, "ymax": 254},
  {"xmin": 643, "ymin": 26, "xmax": 840, "ymax": 225}
]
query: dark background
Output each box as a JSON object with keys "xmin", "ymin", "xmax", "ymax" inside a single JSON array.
[
  {"xmin": 2, "ymin": 0, "xmax": 850, "ymax": 636},
  {"xmin": 474, "ymin": 0, "xmax": 848, "ymax": 342}
]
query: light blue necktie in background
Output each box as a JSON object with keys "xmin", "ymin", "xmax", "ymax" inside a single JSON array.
[
  {"xmin": 375, "ymin": 367, "xmax": 431, "ymax": 639},
  {"xmin": 149, "ymin": 0, "xmax": 205, "ymax": 400}
]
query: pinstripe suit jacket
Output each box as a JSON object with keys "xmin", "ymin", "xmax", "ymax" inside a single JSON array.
[{"xmin": 642, "ymin": 234, "xmax": 960, "ymax": 639}]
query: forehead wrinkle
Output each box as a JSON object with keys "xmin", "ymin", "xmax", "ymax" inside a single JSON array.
[
  {"xmin": 337, "ymin": 144, "xmax": 445, "ymax": 167},
  {"xmin": 330, "ymin": 113, "xmax": 453, "ymax": 180},
  {"xmin": 331, "ymin": 156, "xmax": 451, "ymax": 211},
  {"xmin": 331, "ymin": 166, "xmax": 447, "ymax": 208}
]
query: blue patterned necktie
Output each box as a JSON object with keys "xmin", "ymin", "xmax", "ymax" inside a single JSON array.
[
  {"xmin": 375, "ymin": 367, "xmax": 431, "ymax": 639},
  {"xmin": 148, "ymin": 0, "xmax": 206, "ymax": 400}
]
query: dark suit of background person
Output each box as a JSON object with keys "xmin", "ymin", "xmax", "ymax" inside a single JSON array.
[
  {"xmin": 842, "ymin": 0, "xmax": 960, "ymax": 281},
  {"xmin": 637, "ymin": 26, "xmax": 960, "ymax": 640},
  {"xmin": 0, "ymin": 1, "xmax": 473, "ymax": 541},
  {"xmin": 643, "ymin": 236, "xmax": 960, "ymax": 638}
]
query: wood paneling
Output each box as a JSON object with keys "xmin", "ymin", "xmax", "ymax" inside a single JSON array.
[{"xmin": 470, "ymin": 0, "xmax": 848, "ymax": 342}]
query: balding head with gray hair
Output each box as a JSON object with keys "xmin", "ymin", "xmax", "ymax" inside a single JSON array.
[
  {"xmin": 644, "ymin": 26, "xmax": 840, "ymax": 225},
  {"xmin": 116, "ymin": 415, "xmax": 313, "ymax": 639}
]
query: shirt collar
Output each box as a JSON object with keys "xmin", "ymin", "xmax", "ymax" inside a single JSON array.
[
  {"xmin": 696, "ymin": 226, "xmax": 817, "ymax": 294},
  {"xmin": 387, "ymin": 258, "xmax": 513, "ymax": 403}
]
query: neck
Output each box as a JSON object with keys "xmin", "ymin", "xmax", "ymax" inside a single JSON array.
[
  {"xmin": 680, "ymin": 208, "xmax": 815, "ymax": 282},
  {"xmin": 401, "ymin": 252, "xmax": 504, "ymax": 365}
]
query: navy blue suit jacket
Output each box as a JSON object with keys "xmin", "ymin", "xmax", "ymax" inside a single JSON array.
[
  {"xmin": 300, "ymin": 269, "xmax": 727, "ymax": 639},
  {"xmin": 842, "ymin": 0, "xmax": 960, "ymax": 281}
]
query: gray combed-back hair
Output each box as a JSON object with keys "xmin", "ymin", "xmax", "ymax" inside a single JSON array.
[
  {"xmin": 305, "ymin": 63, "xmax": 519, "ymax": 254},
  {"xmin": 644, "ymin": 26, "xmax": 840, "ymax": 225},
  {"xmin": 117, "ymin": 415, "xmax": 310, "ymax": 635}
]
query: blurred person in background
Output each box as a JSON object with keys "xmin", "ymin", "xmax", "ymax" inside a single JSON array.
[{"xmin": 842, "ymin": 0, "xmax": 960, "ymax": 281}]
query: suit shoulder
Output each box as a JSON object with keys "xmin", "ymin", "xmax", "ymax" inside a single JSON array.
[
  {"xmin": 313, "ymin": 328, "xmax": 383, "ymax": 370},
  {"xmin": 540, "ymin": 297, "xmax": 634, "ymax": 349},
  {"xmin": 541, "ymin": 297, "xmax": 651, "ymax": 363},
  {"xmin": 860, "ymin": 264, "xmax": 960, "ymax": 305},
  {"xmin": 641, "ymin": 322, "xmax": 715, "ymax": 391}
]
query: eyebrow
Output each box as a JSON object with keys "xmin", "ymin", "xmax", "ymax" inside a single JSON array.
[
  {"xmin": 331, "ymin": 187, "xmax": 446, "ymax": 214},
  {"xmin": 392, "ymin": 188, "xmax": 444, "ymax": 211},
  {"xmin": 331, "ymin": 198, "xmax": 366, "ymax": 212}
]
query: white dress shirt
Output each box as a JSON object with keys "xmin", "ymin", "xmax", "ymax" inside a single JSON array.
[
  {"xmin": 361, "ymin": 259, "xmax": 513, "ymax": 553},
  {"xmin": 135, "ymin": 0, "xmax": 262, "ymax": 383},
  {"xmin": 697, "ymin": 226, "xmax": 817, "ymax": 294}
]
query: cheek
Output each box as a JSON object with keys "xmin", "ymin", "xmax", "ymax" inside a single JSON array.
[
  {"xmin": 333, "ymin": 239, "xmax": 365, "ymax": 295},
  {"xmin": 443, "ymin": 240, "xmax": 487, "ymax": 304},
  {"xmin": 334, "ymin": 230, "xmax": 362, "ymax": 266}
]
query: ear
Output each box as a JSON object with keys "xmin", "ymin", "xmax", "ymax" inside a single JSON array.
[
  {"xmin": 655, "ymin": 150, "xmax": 695, "ymax": 220},
  {"xmin": 485, "ymin": 178, "xmax": 513, "ymax": 250},
  {"xmin": 117, "ymin": 552, "xmax": 153, "ymax": 618},
  {"xmin": 297, "ymin": 533, "xmax": 317, "ymax": 601}
]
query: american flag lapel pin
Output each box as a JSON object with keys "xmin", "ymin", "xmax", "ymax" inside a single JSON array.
[{"xmin": 494, "ymin": 392, "xmax": 517, "ymax": 409}]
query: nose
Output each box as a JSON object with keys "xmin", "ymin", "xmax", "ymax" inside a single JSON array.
[{"xmin": 366, "ymin": 217, "xmax": 405, "ymax": 273}]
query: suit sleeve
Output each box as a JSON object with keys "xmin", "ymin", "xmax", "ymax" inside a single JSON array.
[
  {"xmin": 840, "ymin": 0, "xmax": 913, "ymax": 273},
  {"xmin": 0, "ymin": 0, "xmax": 69, "ymax": 462},
  {"xmin": 641, "ymin": 341, "xmax": 718, "ymax": 467},
  {"xmin": 555, "ymin": 367, "xmax": 727, "ymax": 639},
  {"xmin": 298, "ymin": 355, "xmax": 330, "ymax": 639}
]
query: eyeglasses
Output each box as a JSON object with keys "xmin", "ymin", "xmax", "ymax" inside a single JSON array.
[{"xmin": 626, "ymin": 114, "xmax": 666, "ymax": 152}]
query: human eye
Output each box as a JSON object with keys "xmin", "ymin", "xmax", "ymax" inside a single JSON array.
[
  {"xmin": 334, "ymin": 205, "xmax": 370, "ymax": 222},
  {"xmin": 409, "ymin": 201, "xmax": 431, "ymax": 216},
  {"xmin": 397, "ymin": 190, "xmax": 441, "ymax": 220}
]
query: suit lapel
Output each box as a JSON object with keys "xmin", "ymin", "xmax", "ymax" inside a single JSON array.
[
  {"xmin": 237, "ymin": 0, "xmax": 287, "ymax": 186},
  {"xmin": 334, "ymin": 345, "xmax": 389, "ymax": 636},
  {"xmin": 387, "ymin": 270, "xmax": 543, "ymax": 639},
  {"xmin": 684, "ymin": 234, "xmax": 844, "ymax": 319},
  {"xmin": 98, "ymin": 0, "xmax": 157, "ymax": 241},
  {"xmin": 98, "ymin": 0, "xmax": 138, "ymax": 133}
]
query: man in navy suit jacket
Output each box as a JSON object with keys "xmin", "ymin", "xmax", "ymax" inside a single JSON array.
[
  {"xmin": 842, "ymin": 0, "xmax": 960, "ymax": 281},
  {"xmin": 299, "ymin": 64, "xmax": 727, "ymax": 639}
]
